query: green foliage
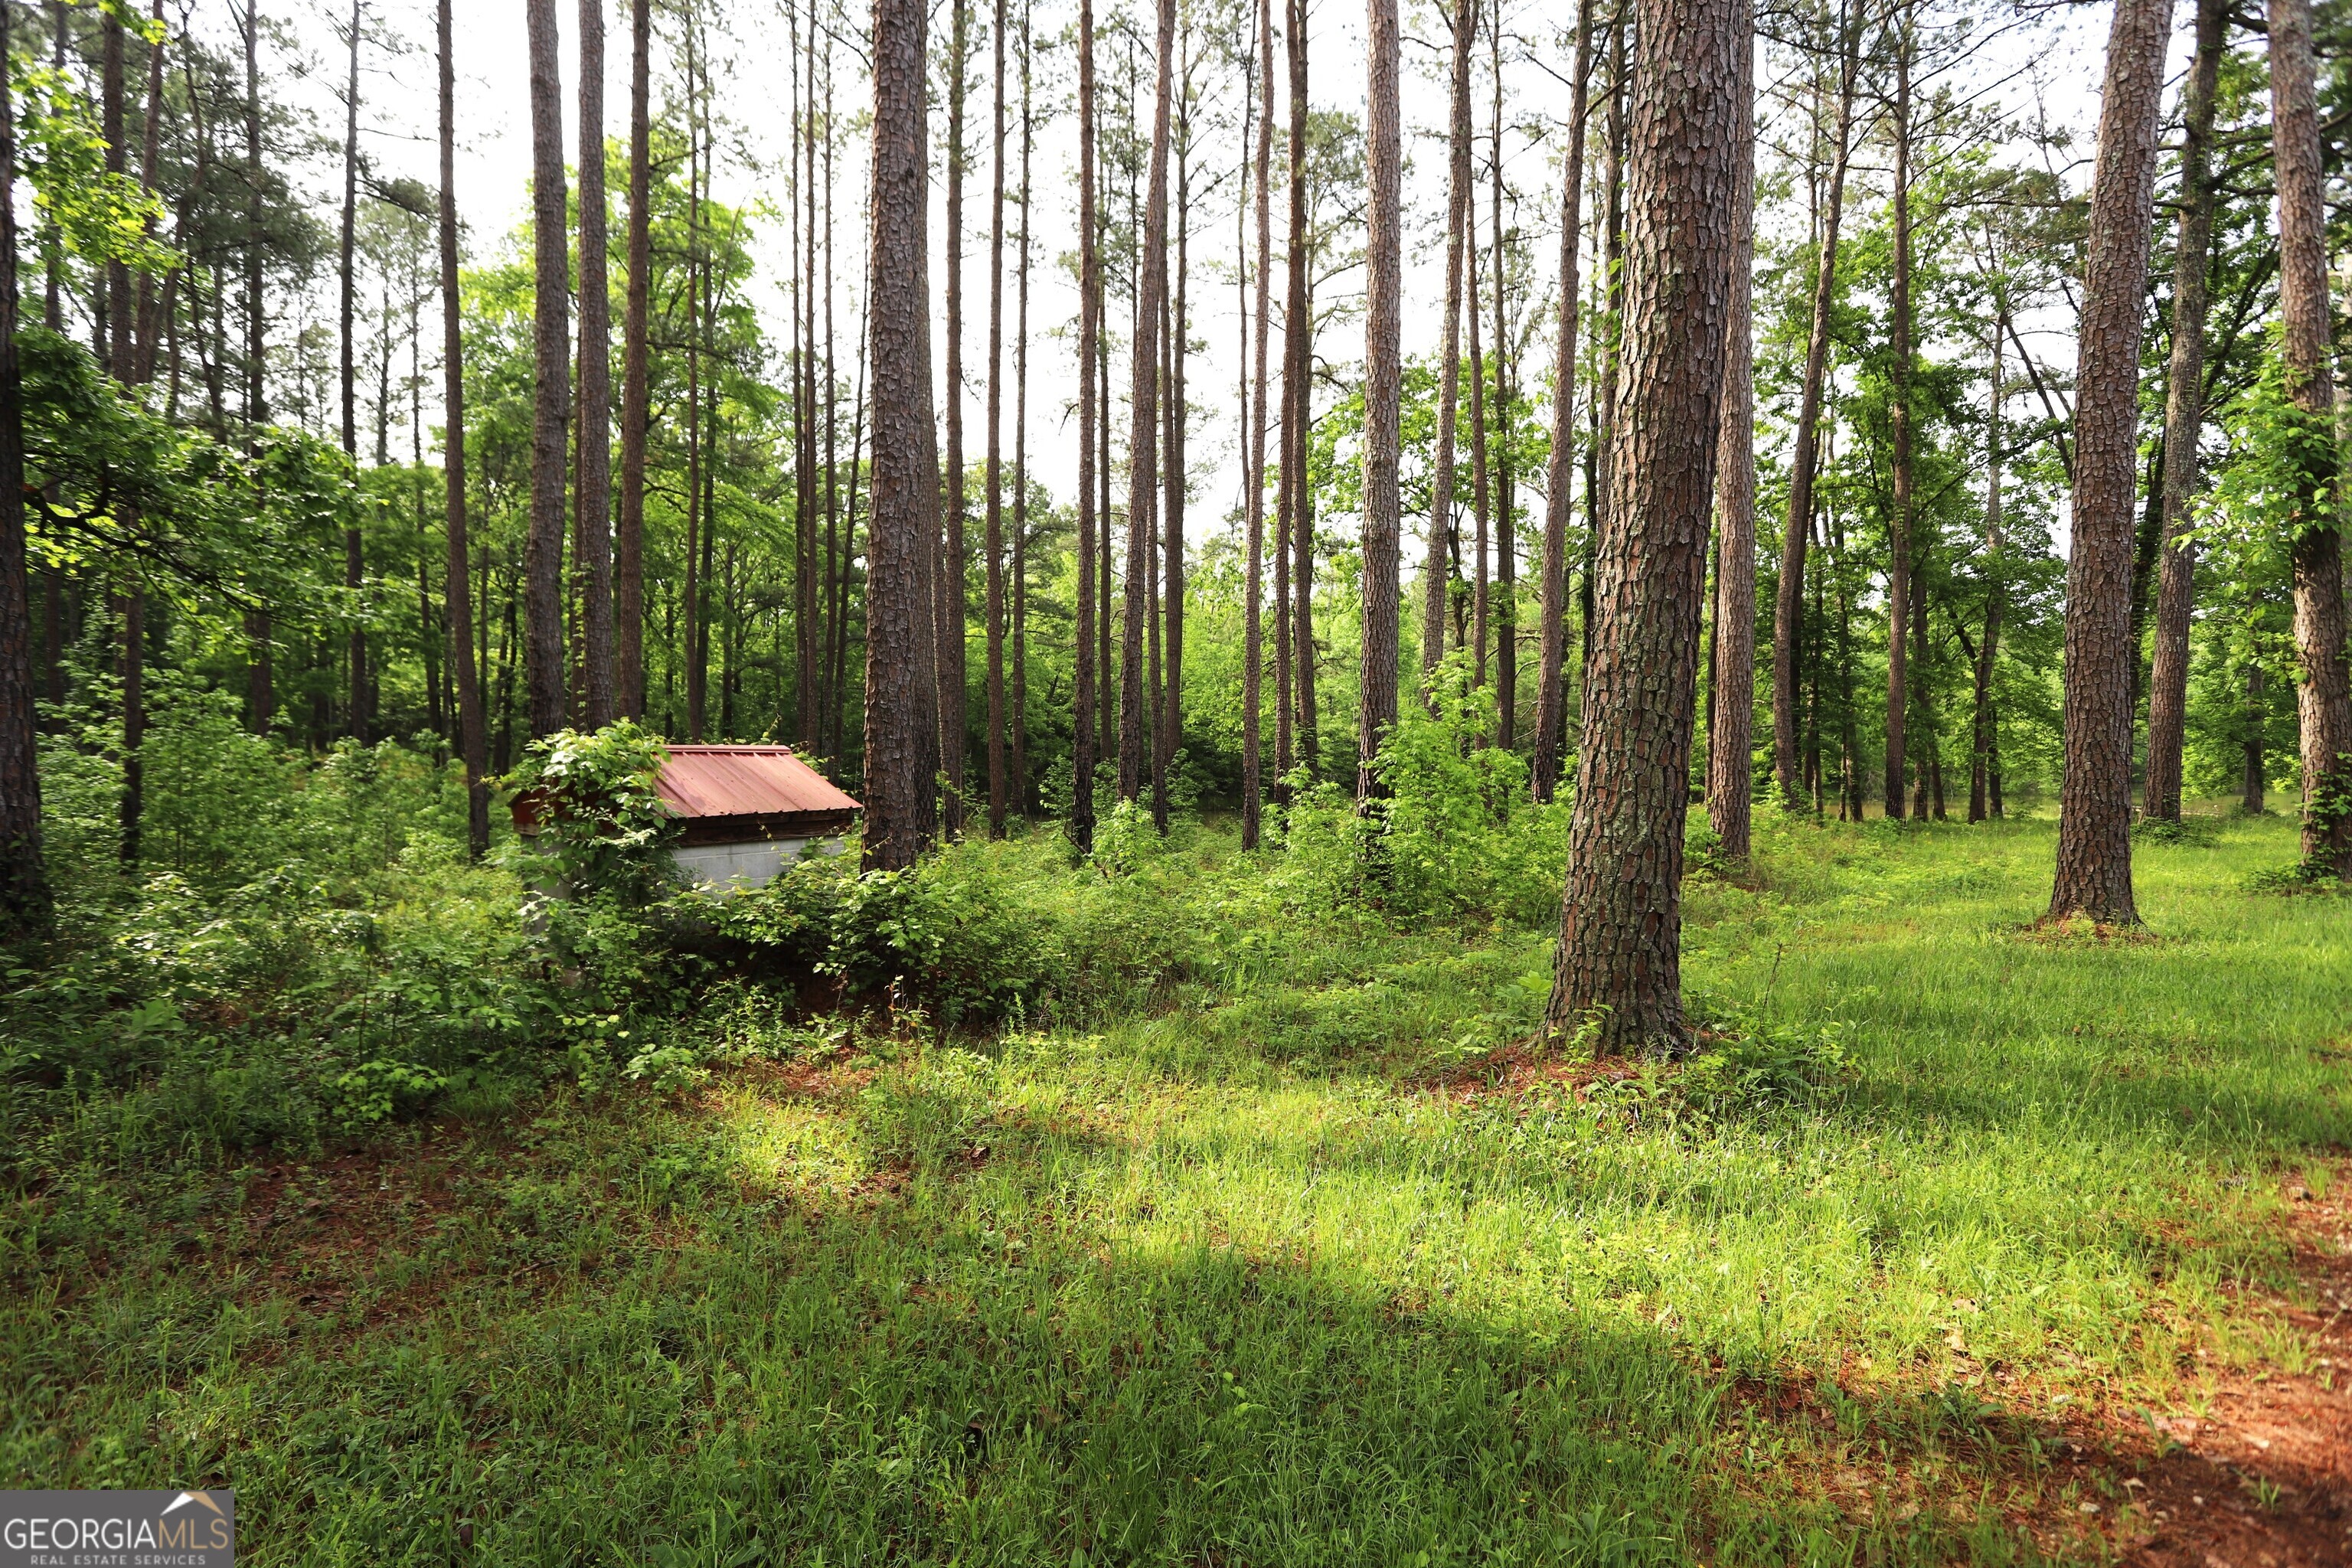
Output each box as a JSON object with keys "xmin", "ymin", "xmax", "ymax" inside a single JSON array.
[
  {"xmin": 506, "ymin": 722, "xmax": 679, "ymax": 904},
  {"xmin": 6, "ymin": 816, "xmax": 2347, "ymax": 1567},
  {"xmin": 1277, "ymin": 656, "xmax": 1569, "ymax": 925}
]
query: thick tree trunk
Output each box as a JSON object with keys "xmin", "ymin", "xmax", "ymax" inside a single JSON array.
[
  {"xmin": 523, "ymin": 0, "xmax": 572, "ymax": 740},
  {"xmin": 865, "ymin": 0, "xmax": 942, "ymax": 868},
  {"xmin": 940, "ymin": 0, "xmax": 970, "ymax": 835},
  {"xmin": 1534, "ymin": 0, "xmax": 1592, "ymax": 802},
  {"xmin": 2266, "ymin": 0, "xmax": 2352, "ymax": 877},
  {"xmin": 1706, "ymin": 21, "xmax": 1754, "ymax": 857},
  {"xmin": 1071, "ymin": 0, "xmax": 1099, "ymax": 852},
  {"xmin": 1425, "ymin": 0, "xmax": 1477, "ymax": 686},
  {"xmin": 2048, "ymin": 0, "xmax": 2173, "ymax": 923},
  {"xmin": 616, "ymin": 0, "xmax": 652, "ymax": 720},
  {"xmin": 439, "ymin": 0, "xmax": 488, "ymax": 856},
  {"xmin": 0, "ymin": 0, "xmax": 48, "ymax": 938},
  {"xmin": 1359, "ymin": 0, "xmax": 1403, "ymax": 799},
  {"xmin": 1771, "ymin": 13, "xmax": 1857, "ymax": 806},
  {"xmin": 575, "ymin": 0, "xmax": 616, "ymax": 727},
  {"xmin": 1544, "ymin": 0, "xmax": 1740, "ymax": 1057},
  {"xmin": 1243, "ymin": 0, "xmax": 1274, "ymax": 846},
  {"xmin": 985, "ymin": 0, "xmax": 1009, "ymax": 836}
]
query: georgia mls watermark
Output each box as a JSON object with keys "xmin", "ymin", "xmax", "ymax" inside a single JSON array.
[{"xmin": 1, "ymin": 1491, "xmax": 234, "ymax": 1568}]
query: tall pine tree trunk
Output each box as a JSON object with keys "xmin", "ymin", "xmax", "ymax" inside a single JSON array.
[
  {"xmin": 2048, "ymin": 0, "xmax": 2173, "ymax": 922},
  {"xmin": 2265, "ymin": 0, "xmax": 2352, "ymax": 877},
  {"xmin": 866, "ymin": 0, "xmax": 941, "ymax": 867},
  {"xmin": 1011, "ymin": 0, "xmax": 1033, "ymax": 813},
  {"xmin": 1772, "ymin": 6, "xmax": 1857, "ymax": 807},
  {"xmin": 1282, "ymin": 0, "xmax": 1313, "ymax": 778},
  {"xmin": 1884, "ymin": 19, "xmax": 1913, "ymax": 819},
  {"xmin": 0, "ymin": 0, "xmax": 48, "ymax": 937},
  {"xmin": 339, "ymin": 0, "xmax": 368, "ymax": 739},
  {"xmin": 439, "ymin": 0, "xmax": 488, "ymax": 856},
  {"xmin": 1969, "ymin": 307, "xmax": 2005, "ymax": 822},
  {"xmin": 1533, "ymin": 0, "xmax": 1592, "ymax": 802},
  {"xmin": 576, "ymin": 0, "xmax": 616, "ymax": 726},
  {"xmin": 940, "ymin": 0, "xmax": 971, "ymax": 834},
  {"xmin": 1243, "ymin": 0, "xmax": 1274, "ymax": 846},
  {"xmin": 616, "ymin": 0, "xmax": 652, "ymax": 720},
  {"xmin": 524, "ymin": 0, "xmax": 572, "ymax": 740},
  {"xmin": 1360, "ymin": 0, "xmax": 1403, "ymax": 799},
  {"xmin": 1071, "ymin": 0, "xmax": 1099, "ymax": 852},
  {"xmin": 1544, "ymin": 0, "xmax": 1740, "ymax": 1055},
  {"xmin": 1425, "ymin": 0, "xmax": 1477, "ymax": 686},
  {"xmin": 985, "ymin": 0, "xmax": 1009, "ymax": 835},
  {"xmin": 1491, "ymin": 15, "xmax": 1516, "ymax": 745},
  {"xmin": 1706, "ymin": 18, "xmax": 1754, "ymax": 856},
  {"xmin": 2141, "ymin": 0, "xmax": 2224, "ymax": 824},
  {"xmin": 1159, "ymin": 70, "xmax": 1189, "ymax": 828},
  {"xmin": 1120, "ymin": 0, "xmax": 1175, "ymax": 803}
]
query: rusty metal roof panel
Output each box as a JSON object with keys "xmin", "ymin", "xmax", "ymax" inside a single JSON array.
[{"xmin": 655, "ymin": 746, "xmax": 863, "ymax": 820}]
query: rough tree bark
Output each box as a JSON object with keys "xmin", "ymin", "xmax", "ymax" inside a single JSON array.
[
  {"xmin": 2142, "ymin": 0, "xmax": 2226, "ymax": 824},
  {"xmin": 1360, "ymin": 0, "xmax": 1403, "ymax": 799},
  {"xmin": 865, "ymin": 0, "xmax": 942, "ymax": 868},
  {"xmin": 1543, "ymin": 0, "xmax": 1740, "ymax": 1055},
  {"xmin": 575, "ymin": 0, "xmax": 616, "ymax": 727},
  {"xmin": 616, "ymin": 0, "xmax": 652, "ymax": 720},
  {"xmin": 523, "ymin": 0, "xmax": 572, "ymax": 740},
  {"xmin": 1706, "ymin": 18, "xmax": 1755, "ymax": 858},
  {"xmin": 2047, "ymin": 0, "xmax": 2174, "ymax": 923},
  {"xmin": 1772, "ymin": 8, "xmax": 1857, "ymax": 806},
  {"xmin": 2266, "ymin": 0, "xmax": 2352, "ymax": 878},
  {"xmin": 439, "ymin": 0, "xmax": 488, "ymax": 857},
  {"xmin": 1424, "ymin": 0, "xmax": 1478, "ymax": 686},
  {"xmin": 1533, "ymin": 0, "xmax": 1592, "ymax": 802}
]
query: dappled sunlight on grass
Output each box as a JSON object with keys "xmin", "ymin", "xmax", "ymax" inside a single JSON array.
[{"xmin": 3, "ymin": 812, "xmax": 2345, "ymax": 1563}]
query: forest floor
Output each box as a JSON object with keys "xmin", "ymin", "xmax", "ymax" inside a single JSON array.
[{"xmin": 4, "ymin": 811, "xmax": 2348, "ymax": 1566}]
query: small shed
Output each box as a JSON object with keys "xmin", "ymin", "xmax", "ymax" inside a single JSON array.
[{"xmin": 655, "ymin": 746, "xmax": 862, "ymax": 887}]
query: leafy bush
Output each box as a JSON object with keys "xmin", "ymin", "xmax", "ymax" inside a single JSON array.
[
  {"xmin": 1276, "ymin": 658, "xmax": 1570, "ymax": 926},
  {"xmin": 505, "ymin": 722, "xmax": 679, "ymax": 903}
]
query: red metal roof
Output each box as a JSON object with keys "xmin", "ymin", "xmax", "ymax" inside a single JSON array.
[{"xmin": 655, "ymin": 746, "xmax": 863, "ymax": 820}]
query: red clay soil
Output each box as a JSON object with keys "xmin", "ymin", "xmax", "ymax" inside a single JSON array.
[{"xmin": 2103, "ymin": 1168, "xmax": 2352, "ymax": 1567}]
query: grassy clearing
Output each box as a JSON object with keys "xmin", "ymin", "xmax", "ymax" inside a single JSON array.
[{"xmin": 3, "ymin": 812, "xmax": 2346, "ymax": 1565}]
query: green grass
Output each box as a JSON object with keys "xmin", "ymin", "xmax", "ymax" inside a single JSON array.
[{"xmin": 4, "ymin": 811, "xmax": 2346, "ymax": 1565}]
